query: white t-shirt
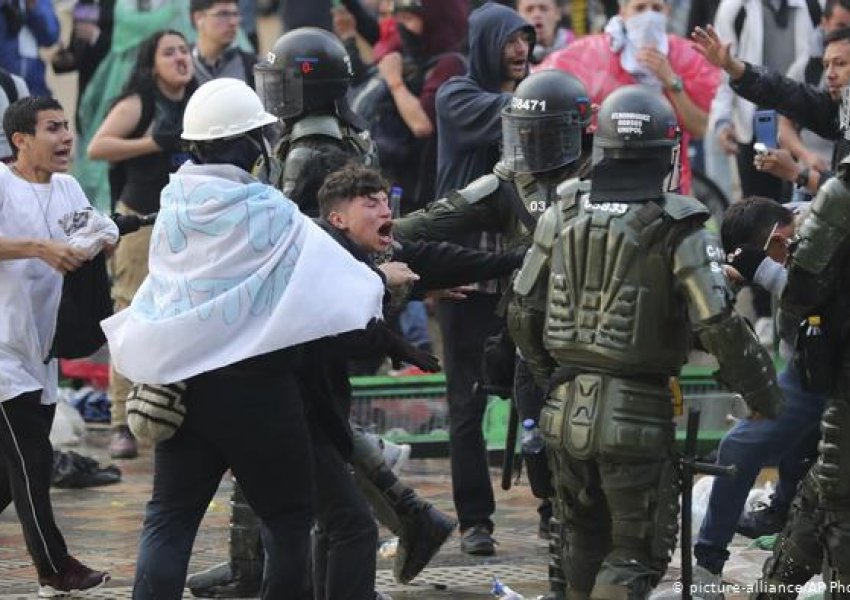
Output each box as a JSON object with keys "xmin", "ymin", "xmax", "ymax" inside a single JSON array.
[{"xmin": 0, "ymin": 168, "xmax": 90, "ymax": 404}]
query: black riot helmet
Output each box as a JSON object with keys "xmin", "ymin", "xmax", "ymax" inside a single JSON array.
[
  {"xmin": 595, "ymin": 85, "xmax": 679, "ymax": 160},
  {"xmin": 590, "ymin": 85, "xmax": 682, "ymax": 202},
  {"xmin": 254, "ymin": 27, "xmax": 354, "ymax": 120},
  {"xmin": 501, "ymin": 69, "xmax": 591, "ymax": 174}
]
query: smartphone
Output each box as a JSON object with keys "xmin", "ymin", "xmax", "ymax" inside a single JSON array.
[{"xmin": 754, "ymin": 110, "xmax": 778, "ymax": 149}]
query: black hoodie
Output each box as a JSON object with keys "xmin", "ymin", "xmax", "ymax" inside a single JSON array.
[{"xmin": 433, "ymin": 2, "xmax": 534, "ymax": 198}]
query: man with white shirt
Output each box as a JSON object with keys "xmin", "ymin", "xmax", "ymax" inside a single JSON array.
[{"xmin": 0, "ymin": 96, "xmax": 110, "ymax": 597}]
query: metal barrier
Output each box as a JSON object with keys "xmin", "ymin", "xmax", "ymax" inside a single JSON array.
[{"xmin": 349, "ymin": 362, "xmax": 767, "ymax": 458}]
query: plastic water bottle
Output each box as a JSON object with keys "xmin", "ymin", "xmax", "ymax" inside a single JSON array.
[
  {"xmin": 390, "ymin": 186, "xmax": 403, "ymax": 218},
  {"xmin": 491, "ymin": 576, "xmax": 524, "ymax": 599},
  {"xmin": 520, "ymin": 418, "xmax": 545, "ymax": 454}
]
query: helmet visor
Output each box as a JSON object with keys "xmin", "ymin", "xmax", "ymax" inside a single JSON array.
[
  {"xmin": 501, "ymin": 111, "xmax": 582, "ymax": 174},
  {"xmin": 254, "ymin": 62, "xmax": 303, "ymax": 120}
]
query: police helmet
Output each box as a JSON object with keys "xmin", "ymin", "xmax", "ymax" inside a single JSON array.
[
  {"xmin": 594, "ymin": 85, "xmax": 679, "ymax": 160},
  {"xmin": 254, "ymin": 27, "xmax": 353, "ymax": 120},
  {"xmin": 501, "ymin": 69, "xmax": 591, "ymax": 174}
]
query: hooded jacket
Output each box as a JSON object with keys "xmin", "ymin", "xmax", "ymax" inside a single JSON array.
[{"xmin": 434, "ymin": 2, "xmax": 534, "ymax": 199}]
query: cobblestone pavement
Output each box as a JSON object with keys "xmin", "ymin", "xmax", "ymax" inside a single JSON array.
[{"xmin": 0, "ymin": 425, "xmax": 785, "ymax": 599}]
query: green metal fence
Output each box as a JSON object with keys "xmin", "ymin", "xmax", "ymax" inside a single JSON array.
[{"xmin": 349, "ymin": 362, "xmax": 761, "ymax": 457}]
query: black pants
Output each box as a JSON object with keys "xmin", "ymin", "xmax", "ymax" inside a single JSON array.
[
  {"xmin": 311, "ymin": 426, "xmax": 377, "ymax": 600},
  {"xmin": 0, "ymin": 392, "xmax": 68, "ymax": 579},
  {"xmin": 437, "ymin": 293, "xmax": 502, "ymax": 531},
  {"xmin": 133, "ymin": 370, "xmax": 314, "ymax": 600}
]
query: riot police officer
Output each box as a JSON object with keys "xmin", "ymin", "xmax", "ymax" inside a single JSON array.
[
  {"xmin": 187, "ymin": 27, "xmax": 455, "ymax": 599},
  {"xmin": 749, "ymin": 155, "xmax": 850, "ymax": 600},
  {"xmin": 254, "ymin": 26, "xmax": 377, "ymax": 214},
  {"xmin": 396, "ymin": 69, "xmax": 592, "ymax": 246},
  {"xmin": 508, "ymin": 85, "xmax": 783, "ymax": 600}
]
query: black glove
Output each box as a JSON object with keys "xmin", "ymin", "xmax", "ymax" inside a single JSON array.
[
  {"xmin": 381, "ymin": 324, "xmax": 441, "ymax": 373},
  {"xmin": 726, "ymin": 244, "xmax": 768, "ymax": 282},
  {"xmin": 152, "ymin": 118, "xmax": 184, "ymax": 153}
]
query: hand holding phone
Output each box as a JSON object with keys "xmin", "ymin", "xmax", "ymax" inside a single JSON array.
[{"xmin": 754, "ymin": 110, "xmax": 778, "ymax": 149}]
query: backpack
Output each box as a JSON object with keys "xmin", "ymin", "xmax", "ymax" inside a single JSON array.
[{"xmin": 0, "ymin": 69, "xmax": 19, "ymax": 104}]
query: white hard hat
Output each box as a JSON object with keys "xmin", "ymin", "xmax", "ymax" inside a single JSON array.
[{"xmin": 182, "ymin": 78, "xmax": 278, "ymax": 141}]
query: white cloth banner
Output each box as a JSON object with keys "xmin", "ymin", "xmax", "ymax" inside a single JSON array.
[{"xmin": 102, "ymin": 164, "xmax": 384, "ymax": 384}]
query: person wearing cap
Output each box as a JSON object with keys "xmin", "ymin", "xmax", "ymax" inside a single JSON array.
[{"xmin": 108, "ymin": 77, "xmax": 385, "ymax": 600}]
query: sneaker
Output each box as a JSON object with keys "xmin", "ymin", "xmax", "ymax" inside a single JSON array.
[
  {"xmin": 736, "ymin": 501, "xmax": 788, "ymax": 539},
  {"xmin": 109, "ymin": 425, "xmax": 138, "ymax": 459},
  {"xmin": 649, "ymin": 565, "xmax": 723, "ymax": 600},
  {"xmin": 38, "ymin": 555, "xmax": 109, "ymax": 598},
  {"xmin": 460, "ymin": 524, "xmax": 496, "ymax": 556}
]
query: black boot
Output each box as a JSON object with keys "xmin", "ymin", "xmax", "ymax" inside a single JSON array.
[
  {"xmin": 351, "ymin": 430, "xmax": 457, "ymax": 583},
  {"xmin": 394, "ymin": 500, "xmax": 457, "ymax": 584},
  {"xmin": 187, "ymin": 481, "xmax": 263, "ymax": 598}
]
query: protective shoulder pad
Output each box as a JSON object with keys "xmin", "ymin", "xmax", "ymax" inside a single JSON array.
[
  {"xmin": 290, "ymin": 115, "xmax": 343, "ymax": 142},
  {"xmin": 513, "ymin": 204, "xmax": 559, "ymax": 296},
  {"xmin": 456, "ymin": 173, "xmax": 500, "ymax": 205},
  {"xmin": 280, "ymin": 145, "xmax": 320, "ymax": 195},
  {"xmin": 660, "ymin": 193, "xmax": 710, "ymax": 221},
  {"xmin": 556, "ymin": 177, "xmax": 589, "ymax": 205},
  {"xmin": 794, "ymin": 175, "xmax": 850, "ymax": 274}
]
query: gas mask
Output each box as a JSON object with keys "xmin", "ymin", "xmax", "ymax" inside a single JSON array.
[{"xmin": 190, "ymin": 130, "xmax": 272, "ymax": 176}]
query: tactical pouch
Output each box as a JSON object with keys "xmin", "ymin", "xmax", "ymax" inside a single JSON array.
[{"xmin": 541, "ymin": 374, "xmax": 673, "ymax": 461}]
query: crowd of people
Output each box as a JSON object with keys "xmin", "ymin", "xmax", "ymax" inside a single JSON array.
[{"xmin": 3, "ymin": 0, "xmax": 850, "ymax": 598}]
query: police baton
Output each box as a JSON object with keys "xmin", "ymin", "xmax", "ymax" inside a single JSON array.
[
  {"xmin": 680, "ymin": 408, "xmax": 736, "ymax": 600},
  {"xmin": 502, "ymin": 399, "xmax": 520, "ymax": 490}
]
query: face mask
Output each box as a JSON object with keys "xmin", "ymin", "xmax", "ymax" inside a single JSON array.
[
  {"xmin": 625, "ymin": 10, "xmax": 668, "ymax": 51},
  {"xmin": 397, "ymin": 23, "xmax": 424, "ymax": 63}
]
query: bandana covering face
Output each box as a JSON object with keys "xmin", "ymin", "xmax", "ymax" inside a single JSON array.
[
  {"xmin": 605, "ymin": 11, "xmax": 669, "ymax": 89},
  {"xmin": 102, "ymin": 164, "xmax": 384, "ymax": 384}
]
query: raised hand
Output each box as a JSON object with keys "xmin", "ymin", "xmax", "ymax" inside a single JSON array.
[{"xmin": 691, "ymin": 25, "xmax": 735, "ymax": 73}]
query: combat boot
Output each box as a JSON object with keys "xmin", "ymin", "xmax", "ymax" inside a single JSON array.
[
  {"xmin": 351, "ymin": 431, "xmax": 456, "ymax": 583},
  {"xmin": 394, "ymin": 499, "xmax": 457, "ymax": 583},
  {"xmin": 187, "ymin": 482, "xmax": 263, "ymax": 598}
]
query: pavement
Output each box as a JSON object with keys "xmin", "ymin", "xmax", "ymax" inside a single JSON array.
[{"xmin": 0, "ymin": 423, "xmax": 802, "ymax": 600}]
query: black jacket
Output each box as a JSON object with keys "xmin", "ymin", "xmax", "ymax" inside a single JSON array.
[
  {"xmin": 731, "ymin": 62, "xmax": 850, "ymax": 168},
  {"xmin": 300, "ymin": 221, "xmax": 523, "ymax": 457}
]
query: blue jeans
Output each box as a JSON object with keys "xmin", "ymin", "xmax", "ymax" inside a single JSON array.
[
  {"xmin": 694, "ymin": 362, "xmax": 824, "ymax": 573},
  {"xmin": 399, "ymin": 300, "xmax": 431, "ymax": 350}
]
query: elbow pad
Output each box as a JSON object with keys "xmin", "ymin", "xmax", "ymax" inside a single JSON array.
[
  {"xmin": 513, "ymin": 204, "xmax": 558, "ymax": 297},
  {"xmin": 672, "ymin": 227, "xmax": 731, "ymax": 322},
  {"xmin": 792, "ymin": 173, "xmax": 850, "ymax": 275},
  {"xmin": 696, "ymin": 313, "xmax": 783, "ymax": 418}
]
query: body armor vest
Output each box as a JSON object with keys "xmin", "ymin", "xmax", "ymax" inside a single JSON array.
[
  {"xmin": 276, "ymin": 114, "xmax": 378, "ymax": 197},
  {"xmin": 544, "ymin": 193, "xmax": 693, "ymax": 377}
]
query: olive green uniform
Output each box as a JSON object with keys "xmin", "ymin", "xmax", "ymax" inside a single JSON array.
[{"xmin": 508, "ymin": 188, "xmax": 783, "ymax": 600}]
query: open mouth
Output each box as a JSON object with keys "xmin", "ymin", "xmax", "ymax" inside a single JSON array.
[
  {"xmin": 377, "ymin": 221, "xmax": 393, "ymax": 244},
  {"xmin": 54, "ymin": 148, "xmax": 71, "ymax": 160},
  {"xmin": 176, "ymin": 62, "xmax": 189, "ymax": 75},
  {"xmin": 510, "ymin": 58, "xmax": 526, "ymax": 71}
]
